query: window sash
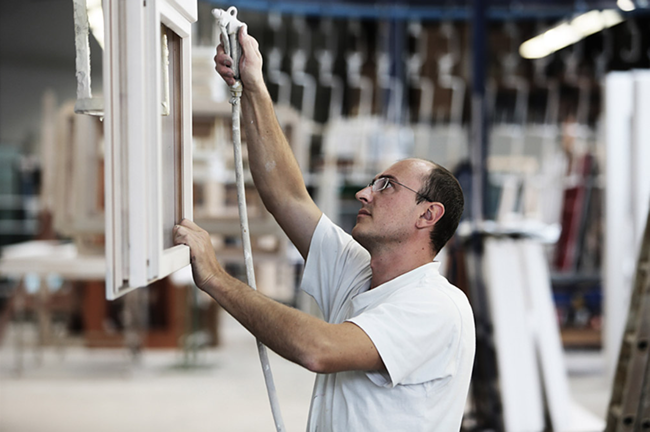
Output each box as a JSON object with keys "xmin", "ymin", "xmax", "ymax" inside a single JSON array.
[{"xmin": 104, "ymin": 0, "xmax": 196, "ymax": 300}]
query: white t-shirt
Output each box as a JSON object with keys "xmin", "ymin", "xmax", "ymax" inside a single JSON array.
[{"xmin": 301, "ymin": 215, "xmax": 475, "ymax": 432}]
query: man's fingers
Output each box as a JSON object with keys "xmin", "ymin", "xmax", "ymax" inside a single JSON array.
[
  {"xmin": 238, "ymin": 25, "xmax": 247, "ymax": 46},
  {"xmin": 215, "ymin": 53, "xmax": 233, "ymax": 69},
  {"xmin": 173, "ymin": 224, "xmax": 187, "ymax": 246},
  {"xmin": 179, "ymin": 218, "xmax": 200, "ymax": 230},
  {"xmin": 239, "ymin": 25, "xmax": 259, "ymax": 53},
  {"xmin": 214, "ymin": 45, "xmax": 236, "ymax": 86}
]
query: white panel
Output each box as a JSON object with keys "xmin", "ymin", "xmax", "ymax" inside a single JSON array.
[
  {"xmin": 483, "ymin": 238, "xmax": 545, "ymax": 432},
  {"xmin": 519, "ymin": 240, "xmax": 603, "ymax": 431},
  {"xmin": 632, "ymin": 71, "xmax": 650, "ymax": 257},
  {"xmin": 603, "ymin": 72, "xmax": 635, "ymax": 379},
  {"xmin": 520, "ymin": 240, "xmax": 573, "ymax": 429},
  {"xmin": 125, "ymin": 0, "xmax": 150, "ymax": 288}
]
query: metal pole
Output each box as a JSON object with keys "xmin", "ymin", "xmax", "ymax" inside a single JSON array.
[
  {"xmin": 468, "ymin": 1, "xmax": 504, "ymax": 430},
  {"xmin": 471, "ymin": 0, "xmax": 487, "ymax": 224}
]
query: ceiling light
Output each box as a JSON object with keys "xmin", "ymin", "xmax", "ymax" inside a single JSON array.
[
  {"xmin": 519, "ymin": 10, "xmax": 624, "ymax": 59},
  {"xmin": 617, "ymin": 0, "xmax": 636, "ymax": 11}
]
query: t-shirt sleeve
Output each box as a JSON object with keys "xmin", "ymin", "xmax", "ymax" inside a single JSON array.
[
  {"xmin": 347, "ymin": 287, "xmax": 462, "ymax": 387},
  {"xmin": 301, "ymin": 214, "xmax": 371, "ymax": 322}
]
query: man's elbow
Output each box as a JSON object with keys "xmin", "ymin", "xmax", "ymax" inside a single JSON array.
[{"xmin": 297, "ymin": 342, "xmax": 338, "ymax": 374}]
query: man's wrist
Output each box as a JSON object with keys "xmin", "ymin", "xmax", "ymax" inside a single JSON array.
[{"xmin": 242, "ymin": 76, "xmax": 269, "ymax": 96}]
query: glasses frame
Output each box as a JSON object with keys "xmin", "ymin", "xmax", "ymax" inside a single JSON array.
[{"xmin": 368, "ymin": 177, "xmax": 431, "ymax": 202}]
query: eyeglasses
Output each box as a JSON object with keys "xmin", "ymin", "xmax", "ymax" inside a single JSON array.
[{"xmin": 367, "ymin": 177, "xmax": 431, "ymax": 202}]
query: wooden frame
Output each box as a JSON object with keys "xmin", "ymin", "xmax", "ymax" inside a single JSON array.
[
  {"xmin": 50, "ymin": 103, "xmax": 104, "ymax": 240},
  {"xmin": 103, "ymin": 0, "xmax": 196, "ymax": 300}
]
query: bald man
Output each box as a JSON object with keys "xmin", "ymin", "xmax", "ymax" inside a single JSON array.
[{"xmin": 174, "ymin": 26, "xmax": 475, "ymax": 432}]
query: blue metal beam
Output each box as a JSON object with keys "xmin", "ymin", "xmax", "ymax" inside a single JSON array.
[{"xmin": 203, "ymin": 0, "xmax": 647, "ymax": 20}]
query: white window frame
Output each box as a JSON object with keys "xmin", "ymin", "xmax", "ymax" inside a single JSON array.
[{"xmin": 103, "ymin": 0, "xmax": 196, "ymax": 300}]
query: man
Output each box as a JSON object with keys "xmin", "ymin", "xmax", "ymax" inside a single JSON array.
[{"xmin": 174, "ymin": 26, "xmax": 475, "ymax": 431}]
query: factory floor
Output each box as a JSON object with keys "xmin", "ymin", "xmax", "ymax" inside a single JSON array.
[{"xmin": 0, "ymin": 314, "xmax": 611, "ymax": 432}]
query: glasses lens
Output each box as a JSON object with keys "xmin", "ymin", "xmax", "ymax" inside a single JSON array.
[{"xmin": 373, "ymin": 177, "xmax": 389, "ymax": 192}]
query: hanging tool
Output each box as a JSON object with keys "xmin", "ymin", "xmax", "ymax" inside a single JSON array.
[
  {"xmin": 212, "ymin": 7, "xmax": 286, "ymax": 432},
  {"xmin": 316, "ymin": 18, "xmax": 344, "ymax": 122},
  {"xmin": 376, "ymin": 20, "xmax": 404, "ymax": 124},
  {"xmin": 436, "ymin": 21, "xmax": 465, "ymax": 168},
  {"xmin": 346, "ymin": 20, "xmax": 373, "ymax": 118},
  {"xmin": 405, "ymin": 20, "xmax": 434, "ymax": 125},
  {"xmin": 266, "ymin": 13, "xmax": 292, "ymax": 106},
  {"xmin": 290, "ymin": 16, "xmax": 317, "ymax": 120}
]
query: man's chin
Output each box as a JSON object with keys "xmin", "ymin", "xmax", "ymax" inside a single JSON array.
[{"xmin": 351, "ymin": 227, "xmax": 369, "ymax": 250}]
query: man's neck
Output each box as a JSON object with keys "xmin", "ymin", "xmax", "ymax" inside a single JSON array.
[{"xmin": 368, "ymin": 247, "xmax": 436, "ymax": 289}]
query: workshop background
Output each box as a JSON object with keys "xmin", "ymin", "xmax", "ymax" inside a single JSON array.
[{"xmin": 1, "ymin": 0, "xmax": 649, "ymax": 431}]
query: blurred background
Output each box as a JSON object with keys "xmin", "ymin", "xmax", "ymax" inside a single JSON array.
[{"xmin": 1, "ymin": 0, "xmax": 649, "ymax": 431}]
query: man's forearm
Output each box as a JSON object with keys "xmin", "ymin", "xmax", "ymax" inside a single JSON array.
[
  {"xmin": 202, "ymin": 270, "xmax": 332, "ymax": 373},
  {"xmin": 240, "ymin": 89, "xmax": 307, "ymax": 213},
  {"xmin": 239, "ymin": 87, "xmax": 321, "ymax": 256}
]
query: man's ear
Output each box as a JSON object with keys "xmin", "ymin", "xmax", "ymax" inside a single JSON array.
[{"xmin": 417, "ymin": 202, "xmax": 445, "ymax": 229}]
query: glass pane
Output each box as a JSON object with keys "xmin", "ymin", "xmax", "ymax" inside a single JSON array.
[{"xmin": 161, "ymin": 25, "xmax": 182, "ymax": 249}]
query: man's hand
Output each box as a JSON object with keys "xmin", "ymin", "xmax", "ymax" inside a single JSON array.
[
  {"xmin": 173, "ymin": 219, "xmax": 224, "ymax": 291},
  {"xmin": 214, "ymin": 26, "xmax": 264, "ymax": 93},
  {"xmin": 172, "ymin": 221, "xmax": 384, "ymax": 374}
]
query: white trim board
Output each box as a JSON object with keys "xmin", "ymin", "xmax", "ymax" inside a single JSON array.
[{"xmin": 483, "ymin": 237, "xmax": 605, "ymax": 431}]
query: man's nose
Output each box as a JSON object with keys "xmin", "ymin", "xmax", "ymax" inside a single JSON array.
[{"xmin": 356, "ymin": 186, "xmax": 372, "ymax": 203}]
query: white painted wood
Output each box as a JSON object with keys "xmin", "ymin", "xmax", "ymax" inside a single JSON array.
[
  {"xmin": 519, "ymin": 240, "xmax": 604, "ymax": 431},
  {"xmin": 145, "ymin": 0, "xmax": 165, "ymax": 282},
  {"xmin": 0, "ymin": 241, "xmax": 105, "ymax": 280},
  {"xmin": 632, "ymin": 71, "xmax": 650, "ymax": 263},
  {"xmin": 483, "ymin": 238, "xmax": 545, "ymax": 432},
  {"xmin": 166, "ymin": 0, "xmax": 197, "ymax": 23},
  {"xmin": 520, "ymin": 239, "xmax": 572, "ymax": 429},
  {"xmin": 103, "ymin": 0, "xmax": 196, "ymax": 300},
  {"xmin": 103, "ymin": 0, "xmax": 127, "ymax": 299},
  {"xmin": 125, "ymin": 0, "xmax": 150, "ymax": 289},
  {"xmin": 148, "ymin": 0, "xmax": 193, "ymax": 281},
  {"xmin": 603, "ymin": 72, "xmax": 636, "ymax": 380}
]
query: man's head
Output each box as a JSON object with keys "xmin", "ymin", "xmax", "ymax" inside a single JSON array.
[
  {"xmin": 414, "ymin": 161, "xmax": 464, "ymax": 253},
  {"xmin": 352, "ymin": 158, "xmax": 464, "ymax": 256}
]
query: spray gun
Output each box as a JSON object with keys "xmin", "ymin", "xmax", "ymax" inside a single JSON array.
[
  {"xmin": 211, "ymin": 7, "xmax": 286, "ymax": 432},
  {"xmin": 213, "ymin": 6, "xmax": 244, "ymax": 94}
]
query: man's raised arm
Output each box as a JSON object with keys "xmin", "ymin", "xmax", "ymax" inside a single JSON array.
[{"xmin": 215, "ymin": 26, "xmax": 321, "ymax": 258}]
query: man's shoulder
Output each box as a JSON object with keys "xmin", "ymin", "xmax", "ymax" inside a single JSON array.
[
  {"xmin": 398, "ymin": 268, "xmax": 474, "ymax": 322},
  {"xmin": 310, "ymin": 214, "xmax": 368, "ymax": 262}
]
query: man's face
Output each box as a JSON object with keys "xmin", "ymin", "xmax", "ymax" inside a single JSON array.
[{"xmin": 352, "ymin": 159, "xmax": 432, "ymax": 252}]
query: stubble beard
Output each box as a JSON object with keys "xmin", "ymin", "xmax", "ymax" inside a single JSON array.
[
  {"xmin": 352, "ymin": 224, "xmax": 375, "ymax": 253},
  {"xmin": 352, "ymin": 222, "xmax": 404, "ymax": 255}
]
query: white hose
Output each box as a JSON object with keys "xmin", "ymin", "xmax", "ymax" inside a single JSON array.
[{"xmin": 229, "ymin": 82, "xmax": 287, "ymax": 432}]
